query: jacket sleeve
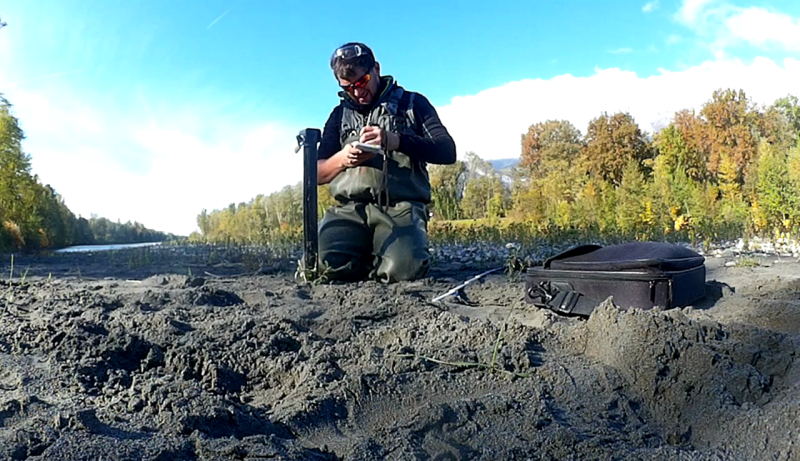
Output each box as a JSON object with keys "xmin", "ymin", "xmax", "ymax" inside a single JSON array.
[
  {"xmin": 317, "ymin": 105, "xmax": 343, "ymax": 160},
  {"xmin": 397, "ymin": 93, "xmax": 457, "ymax": 165}
]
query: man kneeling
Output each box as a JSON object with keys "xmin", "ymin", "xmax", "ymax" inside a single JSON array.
[{"xmin": 316, "ymin": 42, "xmax": 457, "ymax": 283}]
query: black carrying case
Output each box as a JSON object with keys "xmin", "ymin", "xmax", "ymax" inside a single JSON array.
[{"xmin": 524, "ymin": 241, "xmax": 706, "ymax": 317}]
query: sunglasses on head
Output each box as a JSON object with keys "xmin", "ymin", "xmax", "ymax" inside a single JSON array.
[
  {"xmin": 340, "ymin": 69, "xmax": 371, "ymax": 93},
  {"xmin": 334, "ymin": 44, "xmax": 369, "ymax": 60}
]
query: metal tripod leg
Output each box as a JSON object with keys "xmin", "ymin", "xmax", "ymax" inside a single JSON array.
[{"xmin": 295, "ymin": 128, "xmax": 321, "ymax": 279}]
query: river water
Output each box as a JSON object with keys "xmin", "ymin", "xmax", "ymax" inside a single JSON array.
[{"xmin": 53, "ymin": 241, "xmax": 163, "ymax": 253}]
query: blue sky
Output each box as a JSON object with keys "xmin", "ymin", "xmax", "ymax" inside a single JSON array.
[{"xmin": 1, "ymin": 0, "xmax": 799, "ymax": 235}]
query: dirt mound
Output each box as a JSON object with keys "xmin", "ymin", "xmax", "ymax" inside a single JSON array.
[{"xmin": 0, "ymin": 255, "xmax": 799, "ymax": 459}]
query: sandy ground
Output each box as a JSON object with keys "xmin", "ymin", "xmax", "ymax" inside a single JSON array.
[{"xmin": 0, "ymin": 246, "xmax": 799, "ymax": 460}]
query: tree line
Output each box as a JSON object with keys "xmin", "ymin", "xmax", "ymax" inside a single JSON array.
[
  {"xmin": 430, "ymin": 89, "xmax": 799, "ymax": 241},
  {"xmin": 194, "ymin": 88, "xmax": 800, "ymax": 245},
  {"xmin": 0, "ymin": 94, "xmax": 172, "ymax": 252}
]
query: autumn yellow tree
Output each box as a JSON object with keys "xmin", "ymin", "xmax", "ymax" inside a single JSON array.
[
  {"xmin": 520, "ymin": 119, "xmax": 583, "ymax": 178},
  {"xmin": 699, "ymin": 89, "xmax": 761, "ymax": 183},
  {"xmin": 579, "ymin": 112, "xmax": 652, "ymax": 186}
]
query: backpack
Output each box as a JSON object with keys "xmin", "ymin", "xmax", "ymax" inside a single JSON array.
[{"xmin": 524, "ymin": 241, "xmax": 707, "ymax": 317}]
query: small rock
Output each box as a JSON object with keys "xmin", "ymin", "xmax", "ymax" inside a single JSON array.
[
  {"xmin": 186, "ymin": 277, "xmax": 206, "ymax": 288},
  {"xmin": 53, "ymin": 413, "xmax": 66, "ymax": 429},
  {"xmin": 725, "ymin": 261, "xmax": 736, "ymax": 267},
  {"xmin": 128, "ymin": 398, "xmax": 145, "ymax": 412}
]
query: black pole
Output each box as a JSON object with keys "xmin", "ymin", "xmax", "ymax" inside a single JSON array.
[{"xmin": 296, "ymin": 128, "xmax": 321, "ymax": 275}]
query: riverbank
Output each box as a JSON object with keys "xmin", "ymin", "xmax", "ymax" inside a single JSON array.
[{"xmin": 0, "ymin": 243, "xmax": 798, "ymax": 460}]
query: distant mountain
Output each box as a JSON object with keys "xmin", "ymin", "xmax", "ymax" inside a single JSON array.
[{"xmin": 489, "ymin": 158, "xmax": 520, "ymax": 171}]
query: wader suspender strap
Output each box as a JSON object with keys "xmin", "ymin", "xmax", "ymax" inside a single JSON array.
[{"xmin": 379, "ymin": 90, "xmax": 414, "ymax": 211}]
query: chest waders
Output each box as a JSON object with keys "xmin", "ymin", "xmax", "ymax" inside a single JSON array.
[{"xmin": 318, "ymin": 79, "xmax": 432, "ymax": 283}]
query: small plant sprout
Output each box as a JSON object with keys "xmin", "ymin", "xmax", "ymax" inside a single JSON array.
[
  {"xmin": 504, "ymin": 242, "xmax": 525, "ymax": 281},
  {"xmin": 736, "ymin": 256, "xmax": 760, "ymax": 267},
  {"xmin": 295, "ymin": 258, "xmax": 331, "ymax": 285}
]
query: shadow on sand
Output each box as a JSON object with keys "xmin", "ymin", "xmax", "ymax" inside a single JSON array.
[{"xmin": 692, "ymin": 280, "xmax": 735, "ymax": 311}]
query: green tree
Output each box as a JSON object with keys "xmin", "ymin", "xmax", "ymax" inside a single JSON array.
[
  {"xmin": 615, "ymin": 158, "xmax": 650, "ymax": 234},
  {"xmin": 429, "ymin": 161, "xmax": 467, "ymax": 220},
  {"xmin": 570, "ymin": 179, "xmax": 617, "ymax": 232},
  {"xmin": 318, "ymin": 185, "xmax": 337, "ymax": 218},
  {"xmin": 460, "ymin": 152, "xmax": 504, "ymax": 219},
  {"xmin": 761, "ymin": 101, "xmax": 797, "ymax": 150},
  {"xmin": 653, "ymin": 123, "xmax": 707, "ymax": 182},
  {"xmin": 509, "ymin": 179, "xmax": 545, "ymax": 223},
  {"xmin": 774, "ymin": 95, "xmax": 800, "ymax": 142},
  {"xmin": 486, "ymin": 176, "xmax": 508, "ymax": 219},
  {"xmin": 717, "ymin": 152, "xmax": 741, "ymax": 202},
  {"xmin": 0, "ymin": 95, "xmax": 32, "ymax": 213},
  {"xmin": 461, "ymin": 175, "xmax": 494, "ymax": 219},
  {"xmin": 754, "ymin": 140, "xmax": 798, "ymax": 232},
  {"xmin": 0, "ymin": 94, "xmax": 35, "ymax": 249}
]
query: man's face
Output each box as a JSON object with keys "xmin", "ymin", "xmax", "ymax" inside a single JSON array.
[{"xmin": 338, "ymin": 64, "xmax": 380, "ymax": 105}]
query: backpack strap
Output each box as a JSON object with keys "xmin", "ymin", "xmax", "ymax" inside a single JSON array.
[
  {"xmin": 397, "ymin": 90, "xmax": 417, "ymax": 133},
  {"xmin": 338, "ymin": 104, "xmax": 359, "ymax": 145}
]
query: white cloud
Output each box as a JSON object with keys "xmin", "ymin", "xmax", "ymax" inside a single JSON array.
[
  {"xmin": 609, "ymin": 47, "xmax": 633, "ymax": 54},
  {"xmin": 676, "ymin": 0, "xmax": 717, "ymax": 26},
  {"xmin": 667, "ymin": 34, "xmax": 682, "ymax": 45},
  {"xmin": 436, "ymin": 56, "xmax": 800, "ymax": 165},
  {"xmin": 0, "ymin": 77, "xmax": 301, "ymax": 236},
  {"xmin": 124, "ymin": 122, "xmax": 300, "ymax": 235},
  {"xmin": 674, "ymin": 1, "xmax": 800, "ymax": 52},
  {"xmin": 725, "ymin": 7, "xmax": 800, "ymax": 51},
  {"xmin": 643, "ymin": 1, "xmax": 660, "ymax": 13}
]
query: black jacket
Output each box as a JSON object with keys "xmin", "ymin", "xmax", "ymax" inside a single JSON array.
[{"xmin": 317, "ymin": 76, "xmax": 456, "ymax": 165}]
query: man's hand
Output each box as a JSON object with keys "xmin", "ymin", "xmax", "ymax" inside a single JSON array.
[
  {"xmin": 338, "ymin": 143, "xmax": 376, "ymax": 169},
  {"xmin": 318, "ymin": 130, "xmax": 399, "ymax": 185},
  {"xmin": 318, "ymin": 143, "xmax": 376, "ymax": 185},
  {"xmin": 360, "ymin": 126, "xmax": 400, "ymax": 152}
]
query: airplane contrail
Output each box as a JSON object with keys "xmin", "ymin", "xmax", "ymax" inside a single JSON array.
[{"xmin": 206, "ymin": 10, "xmax": 229, "ymax": 29}]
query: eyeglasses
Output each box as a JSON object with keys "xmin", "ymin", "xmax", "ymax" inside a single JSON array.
[{"xmin": 340, "ymin": 70, "xmax": 371, "ymax": 93}]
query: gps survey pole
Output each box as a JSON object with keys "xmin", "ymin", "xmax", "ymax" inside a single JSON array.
[{"xmin": 295, "ymin": 128, "xmax": 321, "ymax": 278}]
